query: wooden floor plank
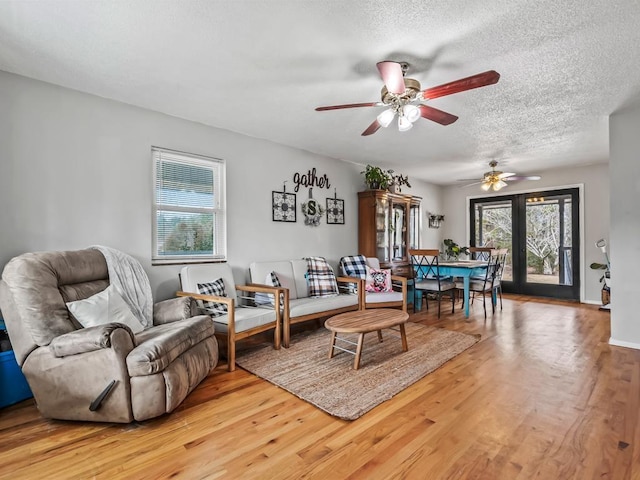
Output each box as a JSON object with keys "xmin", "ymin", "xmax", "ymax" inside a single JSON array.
[{"xmin": 0, "ymin": 295, "xmax": 638, "ymax": 479}]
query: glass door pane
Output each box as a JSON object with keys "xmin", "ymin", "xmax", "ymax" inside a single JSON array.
[
  {"xmin": 473, "ymin": 199, "xmax": 513, "ymax": 281},
  {"xmin": 376, "ymin": 197, "xmax": 389, "ymax": 262},
  {"xmin": 525, "ymin": 194, "xmax": 573, "ymax": 286},
  {"xmin": 391, "ymin": 203, "xmax": 407, "ymax": 261}
]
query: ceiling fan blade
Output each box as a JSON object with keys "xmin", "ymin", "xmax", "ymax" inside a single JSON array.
[
  {"xmin": 422, "ymin": 70, "xmax": 500, "ymax": 100},
  {"xmin": 361, "ymin": 119, "xmax": 382, "ymax": 136},
  {"xmin": 315, "ymin": 102, "xmax": 382, "ymax": 111},
  {"xmin": 418, "ymin": 105, "xmax": 458, "ymax": 125},
  {"xmin": 459, "ymin": 181, "xmax": 484, "ymax": 188},
  {"xmin": 504, "ymin": 175, "xmax": 541, "ymax": 181},
  {"xmin": 377, "ymin": 61, "xmax": 406, "ymax": 94},
  {"xmin": 498, "ymin": 172, "xmax": 515, "ymax": 179}
]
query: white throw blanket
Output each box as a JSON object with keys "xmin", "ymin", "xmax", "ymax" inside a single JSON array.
[{"xmin": 91, "ymin": 246, "xmax": 154, "ymax": 328}]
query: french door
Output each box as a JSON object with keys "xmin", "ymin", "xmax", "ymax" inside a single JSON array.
[{"xmin": 470, "ymin": 188, "xmax": 580, "ymax": 300}]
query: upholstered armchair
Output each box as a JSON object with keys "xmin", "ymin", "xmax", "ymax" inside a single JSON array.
[{"xmin": 0, "ymin": 249, "xmax": 218, "ymax": 423}]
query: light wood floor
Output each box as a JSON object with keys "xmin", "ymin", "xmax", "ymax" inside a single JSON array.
[{"xmin": 1, "ymin": 295, "xmax": 638, "ymax": 479}]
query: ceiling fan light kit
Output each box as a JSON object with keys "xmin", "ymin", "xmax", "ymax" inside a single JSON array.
[
  {"xmin": 315, "ymin": 61, "xmax": 500, "ymax": 136},
  {"xmin": 377, "ymin": 108, "xmax": 395, "ymax": 127},
  {"xmin": 463, "ymin": 160, "xmax": 541, "ymax": 191}
]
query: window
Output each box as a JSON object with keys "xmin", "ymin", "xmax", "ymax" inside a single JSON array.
[{"xmin": 152, "ymin": 147, "xmax": 226, "ymax": 264}]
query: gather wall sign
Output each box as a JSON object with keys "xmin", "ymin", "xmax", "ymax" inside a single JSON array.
[{"xmin": 271, "ymin": 168, "xmax": 344, "ymax": 226}]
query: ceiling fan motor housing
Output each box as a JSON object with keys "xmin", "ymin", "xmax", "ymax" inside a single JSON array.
[{"xmin": 381, "ymin": 78, "xmax": 421, "ymax": 106}]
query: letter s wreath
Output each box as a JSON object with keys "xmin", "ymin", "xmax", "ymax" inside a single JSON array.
[{"xmin": 301, "ymin": 189, "xmax": 324, "ymax": 226}]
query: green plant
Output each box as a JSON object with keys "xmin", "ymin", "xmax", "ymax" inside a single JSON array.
[
  {"xmin": 361, "ymin": 164, "xmax": 392, "ymax": 190},
  {"xmin": 388, "ymin": 170, "xmax": 411, "ymax": 188},
  {"xmin": 590, "ymin": 262, "xmax": 609, "ymax": 284},
  {"xmin": 443, "ymin": 239, "xmax": 469, "ymax": 260}
]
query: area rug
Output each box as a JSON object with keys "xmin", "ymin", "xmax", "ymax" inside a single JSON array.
[{"xmin": 235, "ymin": 322, "xmax": 480, "ymax": 420}]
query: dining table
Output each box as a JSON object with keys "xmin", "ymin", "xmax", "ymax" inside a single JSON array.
[{"xmin": 435, "ymin": 260, "xmax": 494, "ymax": 318}]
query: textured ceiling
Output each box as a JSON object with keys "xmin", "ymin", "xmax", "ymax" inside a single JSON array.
[{"xmin": 0, "ymin": 0, "xmax": 637, "ymax": 185}]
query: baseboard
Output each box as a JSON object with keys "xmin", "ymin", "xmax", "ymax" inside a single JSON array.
[
  {"xmin": 582, "ymin": 299, "xmax": 603, "ymax": 306},
  {"xmin": 609, "ymin": 338, "xmax": 640, "ymax": 350}
]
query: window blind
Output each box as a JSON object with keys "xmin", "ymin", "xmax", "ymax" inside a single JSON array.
[{"xmin": 152, "ymin": 147, "xmax": 226, "ymax": 263}]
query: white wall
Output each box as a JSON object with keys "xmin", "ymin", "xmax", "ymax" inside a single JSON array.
[
  {"xmin": 439, "ymin": 163, "xmax": 609, "ymax": 303},
  {"xmin": 610, "ymin": 106, "xmax": 640, "ymax": 348},
  {"xmin": 0, "ymin": 71, "xmax": 441, "ymax": 300}
]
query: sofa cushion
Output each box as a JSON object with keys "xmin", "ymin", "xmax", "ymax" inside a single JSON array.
[
  {"xmin": 66, "ymin": 284, "xmax": 145, "ymax": 334},
  {"xmin": 366, "ymin": 257, "xmax": 382, "ymax": 269},
  {"xmin": 208, "ymin": 307, "xmax": 277, "ymax": 334},
  {"xmin": 127, "ymin": 316, "xmax": 214, "ymax": 376},
  {"xmin": 290, "ymin": 259, "xmax": 309, "ymax": 299},
  {"xmin": 366, "ymin": 291, "xmax": 404, "ymax": 304},
  {"xmin": 250, "ymin": 261, "xmax": 298, "ymax": 300},
  {"xmin": 180, "ymin": 264, "xmax": 238, "ymax": 306},
  {"xmin": 289, "ymin": 295, "xmax": 358, "ymax": 318}
]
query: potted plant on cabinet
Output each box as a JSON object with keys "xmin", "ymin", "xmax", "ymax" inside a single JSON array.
[{"xmin": 361, "ymin": 165, "xmax": 392, "ymax": 190}]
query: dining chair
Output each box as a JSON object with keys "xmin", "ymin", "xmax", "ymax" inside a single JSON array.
[
  {"xmin": 491, "ymin": 248, "xmax": 509, "ymax": 310},
  {"xmin": 455, "ymin": 246, "xmax": 493, "ymax": 303},
  {"xmin": 469, "ymin": 246, "xmax": 493, "ymax": 262},
  {"xmin": 409, "ymin": 249, "xmax": 456, "ymax": 318},
  {"xmin": 468, "ymin": 252, "xmax": 500, "ymax": 318}
]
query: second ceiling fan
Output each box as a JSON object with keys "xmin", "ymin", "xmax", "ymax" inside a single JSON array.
[
  {"xmin": 459, "ymin": 160, "xmax": 541, "ymax": 191},
  {"xmin": 315, "ymin": 61, "xmax": 500, "ymax": 136}
]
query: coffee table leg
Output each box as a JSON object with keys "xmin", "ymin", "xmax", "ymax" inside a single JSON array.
[
  {"xmin": 377, "ymin": 330, "xmax": 383, "ymax": 343},
  {"xmin": 400, "ymin": 323, "xmax": 408, "ymax": 352},
  {"xmin": 354, "ymin": 333, "xmax": 365, "ymax": 369},
  {"xmin": 328, "ymin": 331, "xmax": 337, "ymax": 359}
]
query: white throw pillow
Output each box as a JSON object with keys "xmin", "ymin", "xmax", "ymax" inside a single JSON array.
[
  {"xmin": 254, "ymin": 271, "xmax": 282, "ymax": 306},
  {"xmin": 66, "ymin": 284, "xmax": 145, "ymax": 333}
]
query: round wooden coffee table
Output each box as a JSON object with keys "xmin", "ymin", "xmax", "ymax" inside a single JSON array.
[{"xmin": 324, "ymin": 309, "xmax": 409, "ymax": 369}]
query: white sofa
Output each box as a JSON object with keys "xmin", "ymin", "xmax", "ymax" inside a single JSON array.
[{"xmin": 249, "ymin": 259, "xmax": 363, "ymax": 347}]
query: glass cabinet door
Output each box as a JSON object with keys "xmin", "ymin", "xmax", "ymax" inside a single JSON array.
[
  {"xmin": 391, "ymin": 202, "xmax": 407, "ymax": 261},
  {"xmin": 376, "ymin": 197, "xmax": 389, "ymax": 262},
  {"xmin": 410, "ymin": 203, "xmax": 421, "ymax": 249}
]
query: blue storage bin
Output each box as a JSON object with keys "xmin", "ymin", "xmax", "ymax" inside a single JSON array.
[{"xmin": 0, "ymin": 320, "xmax": 33, "ymax": 408}]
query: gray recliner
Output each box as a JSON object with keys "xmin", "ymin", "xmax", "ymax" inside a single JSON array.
[{"xmin": 0, "ymin": 249, "xmax": 218, "ymax": 423}]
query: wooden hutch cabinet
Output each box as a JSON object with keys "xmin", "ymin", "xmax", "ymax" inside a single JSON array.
[{"xmin": 358, "ymin": 190, "xmax": 422, "ymax": 277}]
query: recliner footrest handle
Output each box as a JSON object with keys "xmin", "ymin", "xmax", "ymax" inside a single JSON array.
[{"xmin": 89, "ymin": 380, "xmax": 117, "ymax": 412}]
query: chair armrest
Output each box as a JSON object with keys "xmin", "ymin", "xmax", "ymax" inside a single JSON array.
[
  {"xmin": 50, "ymin": 324, "xmax": 135, "ymax": 358},
  {"xmin": 240, "ymin": 284, "xmax": 288, "ymax": 311},
  {"xmin": 391, "ymin": 275, "xmax": 408, "ymax": 288},
  {"xmin": 176, "ymin": 291, "xmax": 235, "ymax": 308},
  {"xmin": 239, "ymin": 283, "xmax": 286, "ymax": 294},
  {"xmin": 153, "ymin": 296, "xmax": 195, "ymax": 325},
  {"xmin": 336, "ymin": 276, "xmax": 362, "ymax": 285},
  {"xmin": 336, "ymin": 276, "xmax": 365, "ymax": 310}
]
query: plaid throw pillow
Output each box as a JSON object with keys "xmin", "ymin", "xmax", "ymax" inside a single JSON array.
[
  {"xmin": 255, "ymin": 271, "xmax": 284, "ymax": 307},
  {"xmin": 305, "ymin": 256, "xmax": 338, "ymax": 298},
  {"xmin": 197, "ymin": 278, "xmax": 228, "ymax": 317},
  {"xmin": 340, "ymin": 255, "xmax": 368, "ymax": 294}
]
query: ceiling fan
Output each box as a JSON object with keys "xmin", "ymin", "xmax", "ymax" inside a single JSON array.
[
  {"xmin": 459, "ymin": 161, "xmax": 542, "ymax": 191},
  {"xmin": 315, "ymin": 61, "xmax": 500, "ymax": 136}
]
